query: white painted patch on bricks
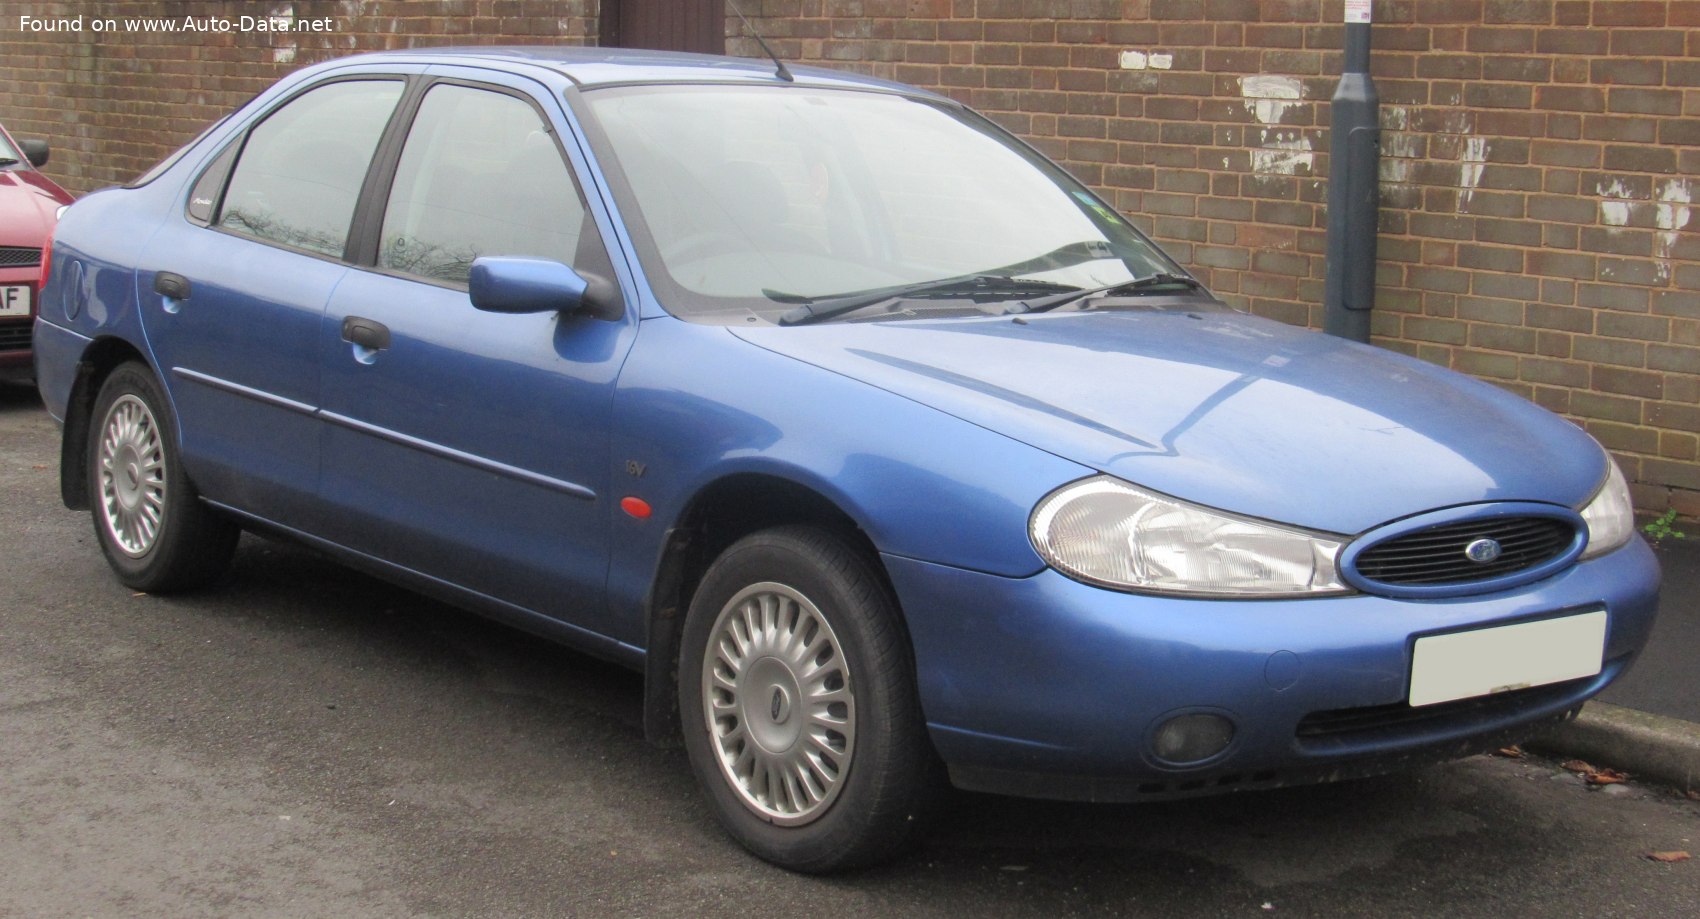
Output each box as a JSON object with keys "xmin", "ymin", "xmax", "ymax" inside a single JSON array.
[
  {"xmin": 1596, "ymin": 178, "xmax": 1639, "ymax": 200},
  {"xmin": 1381, "ymin": 133, "xmax": 1423, "ymax": 159},
  {"xmin": 1240, "ymin": 75, "xmax": 1304, "ymax": 125},
  {"xmin": 270, "ymin": 4, "xmax": 297, "ymax": 63},
  {"xmin": 1251, "ymin": 129, "xmax": 1313, "ymax": 175},
  {"xmin": 1599, "ymin": 201, "xmax": 1631, "ymax": 226},
  {"xmin": 1653, "ymin": 179, "xmax": 1693, "ymax": 284},
  {"xmin": 1122, "ymin": 51, "xmax": 1174, "ymax": 70},
  {"xmin": 1655, "ymin": 178, "xmax": 1692, "ymax": 232},
  {"xmin": 1379, "ymin": 158, "xmax": 1413, "ymax": 183},
  {"xmin": 1459, "ymin": 137, "xmax": 1488, "ymax": 207},
  {"xmin": 1385, "ymin": 107, "xmax": 1469, "ymax": 135}
]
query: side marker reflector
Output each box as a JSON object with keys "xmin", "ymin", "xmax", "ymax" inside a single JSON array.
[{"xmin": 620, "ymin": 496, "xmax": 652, "ymax": 519}]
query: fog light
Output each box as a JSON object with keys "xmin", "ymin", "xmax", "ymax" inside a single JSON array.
[{"xmin": 1151, "ymin": 713, "xmax": 1236, "ymax": 765}]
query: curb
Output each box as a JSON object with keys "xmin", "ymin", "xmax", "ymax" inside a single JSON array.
[{"xmin": 1526, "ymin": 701, "xmax": 1700, "ymax": 794}]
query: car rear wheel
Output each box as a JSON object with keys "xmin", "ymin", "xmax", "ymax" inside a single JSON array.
[
  {"xmin": 679, "ymin": 525, "xmax": 936, "ymax": 872},
  {"xmin": 88, "ymin": 362, "xmax": 238, "ymax": 592}
]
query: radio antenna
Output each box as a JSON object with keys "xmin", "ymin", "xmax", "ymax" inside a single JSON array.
[{"xmin": 727, "ymin": 0, "xmax": 794, "ymax": 82}]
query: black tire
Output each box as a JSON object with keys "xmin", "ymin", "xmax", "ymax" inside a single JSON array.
[
  {"xmin": 86, "ymin": 362, "xmax": 238, "ymax": 593},
  {"xmin": 679, "ymin": 525, "xmax": 937, "ymax": 873}
]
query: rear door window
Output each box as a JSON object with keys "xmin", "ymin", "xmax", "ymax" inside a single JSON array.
[{"xmin": 218, "ymin": 79, "xmax": 404, "ymax": 258}]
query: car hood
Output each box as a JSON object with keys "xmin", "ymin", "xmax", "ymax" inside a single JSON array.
[
  {"xmin": 0, "ymin": 169, "xmax": 71, "ymax": 248},
  {"xmin": 732, "ymin": 306, "xmax": 1606, "ymax": 535}
]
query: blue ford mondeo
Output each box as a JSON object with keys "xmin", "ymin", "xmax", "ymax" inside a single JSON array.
[{"xmin": 34, "ymin": 47, "xmax": 1661, "ymax": 871}]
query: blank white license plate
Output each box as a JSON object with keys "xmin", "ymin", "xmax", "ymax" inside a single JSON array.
[
  {"xmin": 0, "ymin": 285, "xmax": 30, "ymax": 318},
  {"xmin": 1408, "ymin": 610, "xmax": 1606, "ymax": 707}
]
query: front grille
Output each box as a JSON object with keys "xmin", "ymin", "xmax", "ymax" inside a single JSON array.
[
  {"xmin": 0, "ymin": 322, "xmax": 31, "ymax": 352},
  {"xmin": 1352, "ymin": 516, "xmax": 1576, "ymax": 586},
  {"xmin": 1295, "ymin": 676, "xmax": 1589, "ymax": 745},
  {"xmin": 0, "ymin": 246, "xmax": 40, "ymax": 268}
]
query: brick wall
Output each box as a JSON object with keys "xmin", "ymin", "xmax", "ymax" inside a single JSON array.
[
  {"xmin": 2, "ymin": 0, "xmax": 1696, "ymax": 516},
  {"xmin": 0, "ymin": 2, "xmax": 597, "ymax": 192}
]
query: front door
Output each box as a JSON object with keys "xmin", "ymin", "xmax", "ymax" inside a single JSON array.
[{"xmin": 316, "ymin": 77, "xmax": 637, "ymax": 637}]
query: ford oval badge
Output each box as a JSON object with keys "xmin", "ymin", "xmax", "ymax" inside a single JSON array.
[{"xmin": 1465, "ymin": 538, "xmax": 1503, "ymax": 564}]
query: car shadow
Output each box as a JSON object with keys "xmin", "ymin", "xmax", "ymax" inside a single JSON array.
[
  {"xmin": 0, "ymin": 378, "xmax": 44, "ymax": 413},
  {"xmin": 178, "ymin": 534, "xmax": 1524, "ymax": 888}
]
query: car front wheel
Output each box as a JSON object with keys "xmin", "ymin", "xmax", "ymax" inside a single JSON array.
[
  {"xmin": 679, "ymin": 525, "xmax": 936, "ymax": 872},
  {"xmin": 87, "ymin": 362, "xmax": 238, "ymax": 592}
]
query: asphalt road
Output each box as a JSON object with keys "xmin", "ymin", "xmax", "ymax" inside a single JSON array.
[{"xmin": 3, "ymin": 379, "xmax": 1698, "ymax": 918}]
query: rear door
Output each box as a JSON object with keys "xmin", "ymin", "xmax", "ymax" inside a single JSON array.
[
  {"xmin": 138, "ymin": 75, "xmax": 408, "ymax": 528},
  {"xmin": 316, "ymin": 71, "xmax": 638, "ymax": 638}
]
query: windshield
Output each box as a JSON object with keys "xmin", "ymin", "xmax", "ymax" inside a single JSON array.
[
  {"xmin": 0, "ymin": 129, "xmax": 20, "ymax": 165},
  {"xmin": 580, "ymin": 85, "xmax": 1180, "ymax": 323}
]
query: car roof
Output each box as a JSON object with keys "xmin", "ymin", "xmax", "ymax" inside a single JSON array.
[{"xmin": 327, "ymin": 46, "xmax": 943, "ymax": 98}]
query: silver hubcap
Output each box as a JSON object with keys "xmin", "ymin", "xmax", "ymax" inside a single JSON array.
[
  {"xmin": 97, "ymin": 394, "xmax": 168, "ymax": 558},
  {"xmin": 702, "ymin": 582, "xmax": 854, "ymax": 825}
]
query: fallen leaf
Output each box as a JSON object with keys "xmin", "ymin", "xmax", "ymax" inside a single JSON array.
[
  {"xmin": 1494, "ymin": 745, "xmax": 1524, "ymax": 758},
  {"xmin": 1584, "ymin": 768, "xmax": 1628, "ymax": 786},
  {"xmin": 31, "ymin": 464, "xmax": 48, "ymax": 470},
  {"xmin": 1644, "ymin": 851, "xmax": 1691, "ymax": 863},
  {"xmin": 1686, "ymin": 790, "xmax": 1699, "ymax": 801},
  {"xmin": 1561, "ymin": 759, "xmax": 1594, "ymax": 773}
]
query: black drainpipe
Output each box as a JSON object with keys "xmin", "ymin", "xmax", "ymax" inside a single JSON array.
[{"xmin": 1322, "ymin": 5, "xmax": 1380, "ymax": 343}]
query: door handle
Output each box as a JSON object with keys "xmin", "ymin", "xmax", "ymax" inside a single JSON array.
[
  {"xmin": 341, "ymin": 316, "xmax": 391, "ymax": 351},
  {"xmin": 153, "ymin": 271, "xmax": 191, "ymax": 301}
]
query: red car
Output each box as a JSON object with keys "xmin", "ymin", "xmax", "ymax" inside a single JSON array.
[{"xmin": 0, "ymin": 122, "xmax": 74, "ymax": 383}]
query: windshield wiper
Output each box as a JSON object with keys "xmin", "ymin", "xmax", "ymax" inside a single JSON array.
[
  {"xmin": 0, "ymin": 157, "xmax": 19, "ymax": 168},
  {"xmin": 1002, "ymin": 272, "xmax": 1205, "ymax": 316},
  {"xmin": 773, "ymin": 274, "xmax": 1076, "ymax": 326},
  {"xmin": 987, "ymin": 239, "xmax": 1120, "ymax": 276}
]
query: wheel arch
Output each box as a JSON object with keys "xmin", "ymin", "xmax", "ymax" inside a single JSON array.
[
  {"xmin": 61, "ymin": 337, "xmax": 154, "ymax": 511},
  {"xmin": 640, "ymin": 471, "xmax": 904, "ymax": 747}
]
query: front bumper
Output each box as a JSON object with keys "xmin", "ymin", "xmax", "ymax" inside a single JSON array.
[{"xmin": 886, "ymin": 537, "xmax": 1661, "ymax": 801}]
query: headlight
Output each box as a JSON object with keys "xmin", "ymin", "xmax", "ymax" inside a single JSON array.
[
  {"xmin": 1030, "ymin": 476, "xmax": 1350, "ymax": 597},
  {"xmin": 1578, "ymin": 457, "xmax": 1633, "ymax": 560}
]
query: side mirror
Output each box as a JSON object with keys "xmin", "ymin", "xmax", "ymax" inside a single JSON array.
[
  {"xmin": 468, "ymin": 257, "xmax": 620, "ymax": 320},
  {"xmin": 19, "ymin": 138, "xmax": 49, "ymax": 168}
]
